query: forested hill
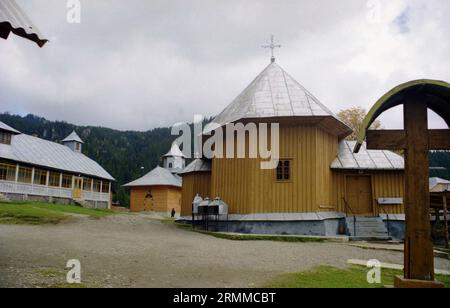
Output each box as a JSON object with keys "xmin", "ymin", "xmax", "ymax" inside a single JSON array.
[
  {"xmin": 1, "ymin": 113, "xmax": 450, "ymax": 207},
  {"xmin": 0, "ymin": 113, "xmax": 181, "ymax": 207}
]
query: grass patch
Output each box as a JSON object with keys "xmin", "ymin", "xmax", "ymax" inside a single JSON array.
[
  {"xmin": 264, "ymin": 266, "xmax": 450, "ymax": 288},
  {"xmin": 0, "ymin": 201, "xmax": 114, "ymax": 225},
  {"xmin": 174, "ymin": 222, "xmax": 325, "ymax": 243},
  {"xmin": 161, "ymin": 217, "xmax": 176, "ymax": 224},
  {"xmin": 38, "ymin": 268, "xmax": 65, "ymax": 278}
]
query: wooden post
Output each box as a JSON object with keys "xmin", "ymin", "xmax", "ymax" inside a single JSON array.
[
  {"xmin": 444, "ymin": 193, "xmax": 449, "ymax": 249},
  {"xmin": 403, "ymin": 100, "xmax": 435, "ymax": 281}
]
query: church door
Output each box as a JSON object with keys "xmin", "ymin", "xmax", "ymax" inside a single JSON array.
[
  {"xmin": 144, "ymin": 191, "xmax": 154, "ymax": 212},
  {"xmin": 345, "ymin": 176, "xmax": 373, "ymax": 216}
]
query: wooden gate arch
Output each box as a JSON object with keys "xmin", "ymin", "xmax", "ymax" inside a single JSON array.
[{"xmin": 354, "ymin": 79, "xmax": 450, "ymax": 287}]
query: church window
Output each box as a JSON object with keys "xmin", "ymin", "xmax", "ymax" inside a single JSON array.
[{"xmin": 276, "ymin": 160, "xmax": 291, "ymax": 181}]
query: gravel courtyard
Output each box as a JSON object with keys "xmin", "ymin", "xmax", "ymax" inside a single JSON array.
[{"xmin": 0, "ymin": 214, "xmax": 449, "ymax": 288}]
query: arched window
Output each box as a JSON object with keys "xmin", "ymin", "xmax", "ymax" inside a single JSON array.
[{"xmin": 169, "ymin": 163, "xmax": 173, "ymax": 169}]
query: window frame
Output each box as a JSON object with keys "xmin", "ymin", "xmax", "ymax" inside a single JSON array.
[
  {"xmin": 0, "ymin": 131, "xmax": 12, "ymax": 145},
  {"xmin": 101, "ymin": 181, "xmax": 109, "ymax": 194},
  {"xmin": 83, "ymin": 177, "xmax": 92, "ymax": 191},
  {"xmin": 93, "ymin": 179, "xmax": 101, "ymax": 192},
  {"xmin": 48, "ymin": 171, "xmax": 61, "ymax": 187},
  {"xmin": 33, "ymin": 169, "xmax": 47, "ymax": 186},
  {"xmin": 61, "ymin": 174, "xmax": 73, "ymax": 189},
  {"xmin": 18, "ymin": 166, "xmax": 32, "ymax": 184},
  {"xmin": 275, "ymin": 159, "xmax": 293, "ymax": 183},
  {"xmin": 0, "ymin": 162, "xmax": 16, "ymax": 181}
]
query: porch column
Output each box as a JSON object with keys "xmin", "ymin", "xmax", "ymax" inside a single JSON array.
[
  {"xmin": 14, "ymin": 164, "xmax": 19, "ymax": 192},
  {"xmin": 31, "ymin": 167, "xmax": 35, "ymax": 195},
  {"xmin": 45, "ymin": 170, "xmax": 50, "ymax": 195},
  {"xmin": 59, "ymin": 173, "xmax": 63, "ymax": 188},
  {"xmin": 14, "ymin": 164, "xmax": 19, "ymax": 182},
  {"xmin": 108, "ymin": 182, "xmax": 112, "ymax": 209}
]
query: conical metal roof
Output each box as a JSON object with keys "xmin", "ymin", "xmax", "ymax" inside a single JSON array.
[
  {"xmin": 123, "ymin": 166, "xmax": 182, "ymax": 188},
  {"xmin": 163, "ymin": 142, "xmax": 186, "ymax": 158},
  {"xmin": 205, "ymin": 62, "xmax": 351, "ymax": 136},
  {"xmin": 62, "ymin": 131, "xmax": 84, "ymax": 144}
]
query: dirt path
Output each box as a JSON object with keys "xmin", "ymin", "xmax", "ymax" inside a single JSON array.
[{"xmin": 0, "ymin": 214, "xmax": 449, "ymax": 288}]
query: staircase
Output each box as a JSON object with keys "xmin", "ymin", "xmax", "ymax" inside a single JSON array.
[
  {"xmin": 73, "ymin": 198, "xmax": 93, "ymax": 209},
  {"xmin": 345, "ymin": 216, "xmax": 390, "ymax": 241}
]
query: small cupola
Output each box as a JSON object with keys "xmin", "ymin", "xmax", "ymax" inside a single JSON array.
[
  {"xmin": 0, "ymin": 121, "xmax": 21, "ymax": 145},
  {"xmin": 162, "ymin": 142, "xmax": 186, "ymax": 172},
  {"xmin": 62, "ymin": 130, "xmax": 84, "ymax": 153}
]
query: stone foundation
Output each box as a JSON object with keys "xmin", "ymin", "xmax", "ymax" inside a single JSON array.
[
  {"xmin": 209, "ymin": 219, "xmax": 344, "ymax": 236},
  {"xmin": 177, "ymin": 213, "xmax": 410, "ymax": 239},
  {"xmin": 80, "ymin": 200, "xmax": 109, "ymax": 209},
  {"xmin": 1, "ymin": 192, "xmax": 108, "ymax": 209},
  {"xmin": 384, "ymin": 220, "xmax": 405, "ymax": 240}
]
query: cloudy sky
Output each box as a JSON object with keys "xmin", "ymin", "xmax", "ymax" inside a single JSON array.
[{"xmin": 1, "ymin": 0, "xmax": 449, "ymax": 131}]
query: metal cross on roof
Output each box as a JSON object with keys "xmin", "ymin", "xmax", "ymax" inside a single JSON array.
[{"xmin": 262, "ymin": 35, "xmax": 281, "ymax": 63}]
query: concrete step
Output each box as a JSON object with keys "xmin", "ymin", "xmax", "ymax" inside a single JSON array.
[
  {"xmin": 347, "ymin": 223, "xmax": 386, "ymax": 230},
  {"xmin": 73, "ymin": 198, "xmax": 90, "ymax": 208},
  {"xmin": 349, "ymin": 226, "xmax": 389, "ymax": 231},
  {"xmin": 347, "ymin": 218, "xmax": 384, "ymax": 221},
  {"xmin": 345, "ymin": 216, "xmax": 389, "ymax": 239}
]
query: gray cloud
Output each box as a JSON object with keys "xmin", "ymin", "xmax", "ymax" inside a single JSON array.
[{"xmin": 0, "ymin": 0, "xmax": 449, "ymax": 130}]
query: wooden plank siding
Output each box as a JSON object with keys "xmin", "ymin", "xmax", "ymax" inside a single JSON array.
[
  {"xmin": 208, "ymin": 123, "xmax": 405, "ymax": 215},
  {"xmin": 211, "ymin": 124, "xmax": 338, "ymax": 214},
  {"xmin": 129, "ymin": 185, "xmax": 181, "ymax": 214},
  {"xmin": 180, "ymin": 172, "xmax": 211, "ymax": 216}
]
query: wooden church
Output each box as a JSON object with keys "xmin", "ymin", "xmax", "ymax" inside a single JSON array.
[
  {"xmin": 124, "ymin": 143, "xmax": 185, "ymax": 215},
  {"xmin": 179, "ymin": 58, "xmax": 406, "ymax": 239}
]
